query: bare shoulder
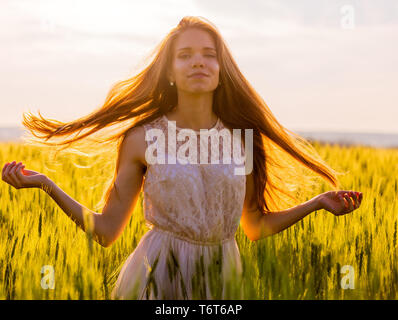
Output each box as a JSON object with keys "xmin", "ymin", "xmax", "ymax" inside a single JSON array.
[{"xmin": 123, "ymin": 125, "xmax": 148, "ymax": 167}]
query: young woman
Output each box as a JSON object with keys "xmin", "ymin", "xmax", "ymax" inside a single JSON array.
[{"xmin": 2, "ymin": 16, "xmax": 362, "ymax": 299}]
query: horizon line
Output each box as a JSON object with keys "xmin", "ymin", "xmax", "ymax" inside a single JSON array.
[{"xmin": 1, "ymin": 124, "xmax": 398, "ymax": 136}]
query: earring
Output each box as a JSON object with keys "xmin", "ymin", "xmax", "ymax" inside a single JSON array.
[{"xmin": 170, "ymin": 81, "xmax": 174, "ymax": 86}]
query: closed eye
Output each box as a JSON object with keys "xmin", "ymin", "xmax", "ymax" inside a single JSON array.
[{"xmin": 179, "ymin": 54, "xmax": 216, "ymax": 59}]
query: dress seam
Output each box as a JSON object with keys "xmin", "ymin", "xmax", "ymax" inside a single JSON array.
[{"xmin": 149, "ymin": 224, "xmax": 234, "ymax": 246}]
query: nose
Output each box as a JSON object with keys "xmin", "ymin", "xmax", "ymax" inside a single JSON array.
[{"xmin": 191, "ymin": 54, "xmax": 205, "ymax": 68}]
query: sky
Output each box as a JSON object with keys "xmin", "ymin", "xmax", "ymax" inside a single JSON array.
[{"xmin": 1, "ymin": 0, "xmax": 397, "ymax": 133}]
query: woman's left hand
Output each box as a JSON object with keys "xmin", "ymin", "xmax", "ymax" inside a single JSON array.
[{"xmin": 316, "ymin": 190, "xmax": 363, "ymax": 216}]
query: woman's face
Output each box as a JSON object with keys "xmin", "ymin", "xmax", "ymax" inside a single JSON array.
[{"xmin": 169, "ymin": 28, "xmax": 220, "ymax": 94}]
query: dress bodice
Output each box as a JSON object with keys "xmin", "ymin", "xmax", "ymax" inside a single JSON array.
[{"xmin": 142, "ymin": 115, "xmax": 247, "ymax": 244}]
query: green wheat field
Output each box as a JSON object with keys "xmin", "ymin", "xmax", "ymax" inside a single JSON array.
[{"xmin": 0, "ymin": 141, "xmax": 397, "ymax": 299}]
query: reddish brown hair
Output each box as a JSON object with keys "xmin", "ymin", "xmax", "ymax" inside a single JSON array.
[{"xmin": 22, "ymin": 16, "xmax": 343, "ymax": 214}]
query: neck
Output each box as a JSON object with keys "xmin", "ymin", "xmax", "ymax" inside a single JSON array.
[{"xmin": 166, "ymin": 91, "xmax": 218, "ymax": 131}]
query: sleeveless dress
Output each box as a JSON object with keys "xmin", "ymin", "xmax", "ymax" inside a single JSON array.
[{"xmin": 110, "ymin": 114, "xmax": 247, "ymax": 300}]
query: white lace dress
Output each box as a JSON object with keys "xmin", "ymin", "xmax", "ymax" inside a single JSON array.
[{"xmin": 111, "ymin": 114, "xmax": 247, "ymax": 299}]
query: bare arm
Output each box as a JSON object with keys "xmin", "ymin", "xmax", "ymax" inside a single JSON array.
[
  {"xmin": 240, "ymin": 172, "xmax": 362, "ymax": 241},
  {"xmin": 41, "ymin": 177, "xmax": 108, "ymax": 245},
  {"xmin": 2, "ymin": 126, "xmax": 147, "ymax": 248},
  {"xmin": 45, "ymin": 127, "xmax": 147, "ymax": 247}
]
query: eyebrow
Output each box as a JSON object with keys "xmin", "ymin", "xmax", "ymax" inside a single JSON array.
[{"xmin": 177, "ymin": 47, "xmax": 216, "ymax": 52}]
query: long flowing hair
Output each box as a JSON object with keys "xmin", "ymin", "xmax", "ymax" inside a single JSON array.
[{"xmin": 22, "ymin": 16, "xmax": 344, "ymax": 215}]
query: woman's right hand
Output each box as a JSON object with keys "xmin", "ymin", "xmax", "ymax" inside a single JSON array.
[{"xmin": 2, "ymin": 161, "xmax": 48, "ymax": 190}]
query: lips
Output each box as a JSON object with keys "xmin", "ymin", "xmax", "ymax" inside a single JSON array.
[{"xmin": 188, "ymin": 72, "xmax": 209, "ymax": 77}]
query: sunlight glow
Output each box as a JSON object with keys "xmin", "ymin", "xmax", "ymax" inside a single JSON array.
[{"xmin": 13, "ymin": 0, "xmax": 199, "ymax": 36}]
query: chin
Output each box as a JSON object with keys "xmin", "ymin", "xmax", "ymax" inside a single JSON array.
[{"xmin": 186, "ymin": 86, "xmax": 216, "ymax": 93}]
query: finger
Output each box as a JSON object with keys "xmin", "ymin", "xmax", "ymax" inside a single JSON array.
[
  {"xmin": 338, "ymin": 190, "xmax": 352, "ymax": 198},
  {"xmin": 16, "ymin": 164, "xmax": 26, "ymax": 183},
  {"xmin": 353, "ymin": 192, "xmax": 360, "ymax": 208},
  {"xmin": 15, "ymin": 164, "xmax": 25, "ymax": 183},
  {"xmin": 11, "ymin": 162, "xmax": 23, "ymax": 179},
  {"xmin": 339, "ymin": 193, "xmax": 346, "ymax": 208},
  {"xmin": 342, "ymin": 193, "xmax": 349, "ymax": 208},
  {"xmin": 10, "ymin": 162, "xmax": 21, "ymax": 175},
  {"xmin": 9, "ymin": 163, "xmax": 22, "ymax": 187},
  {"xmin": 352, "ymin": 191, "xmax": 363, "ymax": 208},
  {"xmin": 340, "ymin": 193, "xmax": 349, "ymax": 211},
  {"xmin": 355, "ymin": 192, "xmax": 362, "ymax": 207},
  {"xmin": 344, "ymin": 193, "xmax": 354, "ymax": 211},
  {"xmin": 7, "ymin": 162, "xmax": 18, "ymax": 180},
  {"xmin": 2, "ymin": 166, "xmax": 9, "ymax": 183},
  {"xmin": 6, "ymin": 170, "xmax": 17, "ymax": 187},
  {"xmin": 345, "ymin": 191, "xmax": 358, "ymax": 208},
  {"xmin": 2, "ymin": 163, "xmax": 9, "ymax": 181},
  {"xmin": 349, "ymin": 191, "xmax": 358, "ymax": 208},
  {"xmin": 4, "ymin": 161, "xmax": 16, "ymax": 176},
  {"xmin": 2, "ymin": 162, "xmax": 10, "ymax": 176}
]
